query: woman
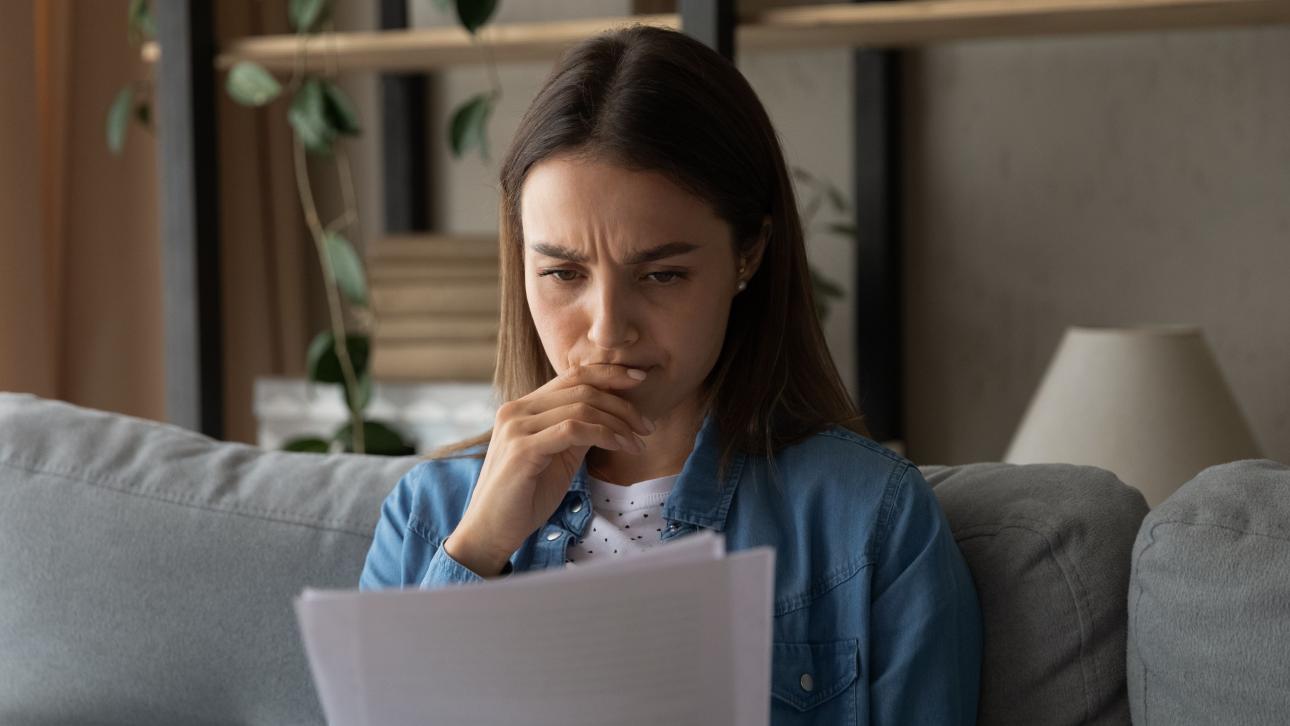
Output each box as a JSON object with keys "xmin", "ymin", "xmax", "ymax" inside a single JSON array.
[{"xmin": 360, "ymin": 24, "xmax": 981, "ymax": 724}]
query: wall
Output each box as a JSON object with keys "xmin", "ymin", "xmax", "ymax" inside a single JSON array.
[{"xmin": 904, "ymin": 27, "xmax": 1290, "ymax": 465}]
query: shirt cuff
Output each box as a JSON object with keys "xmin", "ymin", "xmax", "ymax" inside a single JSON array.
[{"xmin": 419, "ymin": 538, "xmax": 513, "ymax": 588}]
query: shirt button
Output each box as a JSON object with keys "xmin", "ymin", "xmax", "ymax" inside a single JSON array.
[
  {"xmin": 800, "ymin": 673, "xmax": 814, "ymax": 692},
  {"xmin": 545, "ymin": 530, "xmax": 561, "ymax": 541},
  {"xmin": 571, "ymin": 501, "xmax": 583, "ymax": 513}
]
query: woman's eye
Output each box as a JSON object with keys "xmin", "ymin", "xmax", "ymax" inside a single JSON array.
[
  {"xmin": 538, "ymin": 269, "xmax": 580, "ymax": 282},
  {"xmin": 537, "ymin": 269, "xmax": 688, "ymax": 284},
  {"xmin": 646, "ymin": 271, "xmax": 686, "ymax": 284}
]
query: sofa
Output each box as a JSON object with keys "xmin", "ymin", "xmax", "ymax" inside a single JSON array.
[{"xmin": 1, "ymin": 391, "xmax": 1286, "ymax": 725}]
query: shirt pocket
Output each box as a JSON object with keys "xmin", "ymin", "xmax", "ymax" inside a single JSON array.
[{"xmin": 770, "ymin": 638, "xmax": 860, "ymax": 723}]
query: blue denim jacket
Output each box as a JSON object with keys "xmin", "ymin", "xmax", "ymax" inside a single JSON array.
[{"xmin": 360, "ymin": 411, "xmax": 982, "ymax": 725}]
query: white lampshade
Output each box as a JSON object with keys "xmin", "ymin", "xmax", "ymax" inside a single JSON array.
[{"xmin": 1004, "ymin": 325, "xmax": 1262, "ymax": 507}]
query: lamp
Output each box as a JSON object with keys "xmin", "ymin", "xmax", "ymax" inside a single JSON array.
[{"xmin": 1004, "ymin": 325, "xmax": 1262, "ymax": 507}]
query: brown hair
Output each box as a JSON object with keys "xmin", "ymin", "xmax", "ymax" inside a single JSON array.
[{"xmin": 424, "ymin": 24, "xmax": 869, "ymax": 484}]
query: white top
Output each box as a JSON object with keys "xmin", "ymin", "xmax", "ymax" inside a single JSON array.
[{"xmin": 564, "ymin": 471, "xmax": 680, "ymax": 567}]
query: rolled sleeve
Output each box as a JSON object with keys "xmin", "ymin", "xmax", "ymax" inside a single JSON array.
[
  {"xmin": 869, "ymin": 464, "xmax": 983, "ymax": 725},
  {"xmin": 418, "ymin": 538, "xmax": 514, "ymax": 588},
  {"xmin": 359, "ymin": 464, "xmax": 514, "ymax": 591}
]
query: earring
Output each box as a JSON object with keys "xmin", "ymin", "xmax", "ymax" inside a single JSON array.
[{"xmin": 736, "ymin": 280, "xmax": 747, "ymax": 292}]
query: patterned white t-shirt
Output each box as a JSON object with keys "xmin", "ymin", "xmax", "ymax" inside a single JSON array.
[{"xmin": 564, "ymin": 471, "xmax": 680, "ymax": 567}]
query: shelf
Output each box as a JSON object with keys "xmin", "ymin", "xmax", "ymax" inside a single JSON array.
[
  {"xmin": 140, "ymin": 0, "xmax": 1290, "ymax": 73},
  {"xmin": 742, "ymin": 0, "xmax": 1290, "ymax": 48},
  {"xmin": 142, "ymin": 14, "xmax": 680, "ymax": 72}
]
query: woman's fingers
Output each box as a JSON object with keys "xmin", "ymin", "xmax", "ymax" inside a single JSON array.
[
  {"xmin": 524, "ymin": 418, "xmax": 633, "ymax": 459},
  {"xmin": 521, "ymin": 402, "xmax": 646, "ymax": 453},
  {"xmin": 511, "ymin": 365, "xmax": 654, "ymax": 436},
  {"xmin": 533, "ymin": 362, "xmax": 651, "ymax": 395},
  {"xmin": 523, "ymin": 384, "xmax": 653, "ymax": 436}
]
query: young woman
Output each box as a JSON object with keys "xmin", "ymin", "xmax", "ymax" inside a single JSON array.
[{"xmin": 360, "ymin": 24, "xmax": 981, "ymax": 724}]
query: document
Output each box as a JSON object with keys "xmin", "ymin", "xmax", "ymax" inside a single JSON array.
[{"xmin": 294, "ymin": 530, "xmax": 775, "ymax": 726}]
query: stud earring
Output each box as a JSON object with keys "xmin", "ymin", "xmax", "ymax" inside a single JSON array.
[{"xmin": 736, "ymin": 280, "xmax": 747, "ymax": 292}]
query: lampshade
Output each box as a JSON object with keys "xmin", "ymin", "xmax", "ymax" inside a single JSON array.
[{"xmin": 1004, "ymin": 325, "xmax": 1262, "ymax": 507}]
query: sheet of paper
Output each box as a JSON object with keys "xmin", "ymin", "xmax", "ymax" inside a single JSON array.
[{"xmin": 295, "ymin": 530, "xmax": 774, "ymax": 726}]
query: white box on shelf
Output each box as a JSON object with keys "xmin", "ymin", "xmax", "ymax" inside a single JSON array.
[{"xmin": 253, "ymin": 376, "xmax": 499, "ymax": 453}]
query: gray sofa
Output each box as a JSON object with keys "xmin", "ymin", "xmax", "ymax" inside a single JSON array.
[{"xmin": 1, "ymin": 391, "xmax": 1286, "ymax": 725}]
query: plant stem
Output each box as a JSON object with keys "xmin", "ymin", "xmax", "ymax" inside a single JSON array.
[
  {"xmin": 478, "ymin": 27, "xmax": 504, "ymax": 100},
  {"xmin": 292, "ymin": 134, "xmax": 365, "ymax": 454}
]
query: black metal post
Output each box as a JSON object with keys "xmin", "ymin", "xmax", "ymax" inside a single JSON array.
[
  {"xmin": 155, "ymin": 0, "xmax": 224, "ymax": 438},
  {"xmin": 852, "ymin": 41, "xmax": 903, "ymax": 445},
  {"xmin": 679, "ymin": 0, "xmax": 735, "ymax": 60},
  {"xmin": 380, "ymin": 0, "xmax": 430, "ymax": 232}
]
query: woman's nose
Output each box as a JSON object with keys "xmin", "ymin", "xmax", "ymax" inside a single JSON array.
[{"xmin": 586, "ymin": 281, "xmax": 637, "ymax": 348}]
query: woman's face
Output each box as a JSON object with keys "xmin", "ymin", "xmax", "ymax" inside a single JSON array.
[{"xmin": 520, "ymin": 155, "xmax": 750, "ymax": 421}]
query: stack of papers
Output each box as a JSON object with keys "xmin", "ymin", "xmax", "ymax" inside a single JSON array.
[{"xmin": 294, "ymin": 530, "xmax": 776, "ymax": 726}]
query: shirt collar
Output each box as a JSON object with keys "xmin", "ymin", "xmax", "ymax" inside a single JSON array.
[{"xmin": 567, "ymin": 409, "xmax": 746, "ymax": 532}]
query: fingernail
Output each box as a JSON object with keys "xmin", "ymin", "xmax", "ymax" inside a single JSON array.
[
  {"xmin": 633, "ymin": 434, "xmax": 646, "ymax": 453},
  {"xmin": 644, "ymin": 418, "xmax": 656, "ymax": 433},
  {"xmin": 627, "ymin": 368, "xmax": 647, "ymax": 380},
  {"xmin": 614, "ymin": 434, "xmax": 630, "ymax": 450}
]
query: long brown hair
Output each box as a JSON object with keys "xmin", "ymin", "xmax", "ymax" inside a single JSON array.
[{"xmin": 425, "ymin": 24, "xmax": 869, "ymax": 483}]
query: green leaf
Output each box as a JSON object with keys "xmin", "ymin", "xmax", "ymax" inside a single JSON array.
[
  {"xmin": 106, "ymin": 85, "xmax": 134, "ymax": 155},
  {"xmin": 127, "ymin": 0, "xmax": 155, "ymax": 44},
  {"xmin": 289, "ymin": 0, "xmax": 331, "ymax": 33},
  {"xmin": 324, "ymin": 231, "xmax": 367, "ymax": 306},
  {"xmin": 283, "ymin": 436, "xmax": 331, "ymax": 453},
  {"xmin": 306, "ymin": 330, "xmax": 370, "ymax": 384},
  {"xmin": 289, "ymin": 79, "xmax": 334, "ymax": 155},
  {"xmin": 827, "ymin": 222, "xmax": 859, "ymax": 239},
  {"xmin": 449, "ymin": 93, "xmax": 494, "ymax": 160},
  {"xmin": 810, "ymin": 266, "xmax": 846, "ymax": 300},
  {"xmin": 226, "ymin": 61, "xmax": 282, "ymax": 107},
  {"xmin": 342, "ymin": 370, "xmax": 373, "ymax": 412},
  {"xmin": 134, "ymin": 101, "xmax": 151, "ymax": 128},
  {"xmin": 455, "ymin": 0, "xmax": 498, "ymax": 34},
  {"xmin": 815, "ymin": 297, "xmax": 831, "ymax": 325},
  {"xmin": 334, "ymin": 420, "xmax": 416, "ymax": 456},
  {"xmin": 825, "ymin": 182, "xmax": 850, "ymax": 213},
  {"xmin": 321, "ymin": 81, "xmax": 361, "ymax": 136},
  {"xmin": 808, "ymin": 265, "xmax": 844, "ymax": 325}
]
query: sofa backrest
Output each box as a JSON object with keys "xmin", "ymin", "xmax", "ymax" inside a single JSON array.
[
  {"xmin": 924, "ymin": 462, "xmax": 1149, "ymax": 726},
  {"xmin": 2, "ymin": 392, "xmax": 1159, "ymax": 725},
  {"xmin": 0, "ymin": 392, "xmax": 416, "ymax": 725},
  {"xmin": 1127, "ymin": 458, "xmax": 1290, "ymax": 725}
]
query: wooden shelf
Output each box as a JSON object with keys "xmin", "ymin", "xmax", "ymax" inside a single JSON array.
[
  {"xmin": 141, "ymin": 0, "xmax": 1290, "ymax": 73},
  {"xmin": 743, "ymin": 0, "xmax": 1290, "ymax": 48}
]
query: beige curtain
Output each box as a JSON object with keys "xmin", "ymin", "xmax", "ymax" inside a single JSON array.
[
  {"xmin": 0, "ymin": 0, "xmax": 323, "ymax": 444},
  {"xmin": 1, "ymin": 0, "xmax": 164, "ymax": 418}
]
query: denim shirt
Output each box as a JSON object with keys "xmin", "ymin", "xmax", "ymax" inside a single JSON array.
[{"xmin": 360, "ymin": 412, "xmax": 982, "ymax": 725}]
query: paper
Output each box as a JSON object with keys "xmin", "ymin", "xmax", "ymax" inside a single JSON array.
[{"xmin": 294, "ymin": 530, "xmax": 775, "ymax": 726}]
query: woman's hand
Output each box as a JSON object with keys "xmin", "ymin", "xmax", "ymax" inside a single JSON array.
[{"xmin": 445, "ymin": 364, "xmax": 656, "ymax": 575}]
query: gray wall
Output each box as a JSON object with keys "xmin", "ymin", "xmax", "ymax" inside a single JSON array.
[{"xmin": 904, "ymin": 27, "xmax": 1290, "ymax": 466}]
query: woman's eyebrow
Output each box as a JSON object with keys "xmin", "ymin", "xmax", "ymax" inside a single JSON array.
[{"xmin": 528, "ymin": 241, "xmax": 700, "ymax": 265}]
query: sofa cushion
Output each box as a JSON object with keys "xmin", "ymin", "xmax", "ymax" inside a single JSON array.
[
  {"xmin": 922, "ymin": 462, "xmax": 1148, "ymax": 726},
  {"xmin": 0, "ymin": 392, "xmax": 417, "ymax": 726},
  {"xmin": 1127, "ymin": 458, "xmax": 1290, "ymax": 725}
]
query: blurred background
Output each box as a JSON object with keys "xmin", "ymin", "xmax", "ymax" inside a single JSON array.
[{"xmin": 1, "ymin": 0, "xmax": 1284, "ymax": 484}]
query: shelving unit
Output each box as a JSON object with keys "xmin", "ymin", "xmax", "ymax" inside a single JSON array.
[
  {"xmin": 143, "ymin": 0, "xmax": 1290, "ymax": 72},
  {"xmin": 152, "ymin": 0, "xmax": 1290, "ymax": 443}
]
